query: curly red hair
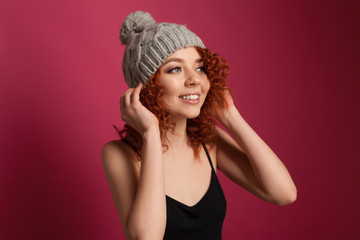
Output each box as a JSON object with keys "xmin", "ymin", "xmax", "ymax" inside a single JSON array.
[{"xmin": 113, "ymin": 47, "xmax": 231, "ymax": 160}]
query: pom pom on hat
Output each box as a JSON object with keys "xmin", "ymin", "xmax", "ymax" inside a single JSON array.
[{"xmin": 120, "ymin": 10, "xmax": 156, "ymax": 45}]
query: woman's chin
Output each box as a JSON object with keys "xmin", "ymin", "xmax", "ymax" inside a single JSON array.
[
  {"xmin": 170, "ymin": 111, "xmax": 201, "ymax": 120},
  {"xmin": 186, "ymin": 111, "xmax": 201, "ymax": 119},
  {"xmin": 188, "ymin": 115, "xmax": 200, "ymax": 119}
]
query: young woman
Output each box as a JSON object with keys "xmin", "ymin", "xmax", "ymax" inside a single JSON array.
[{"xmin": 101, "ymin": 10, "xmax": 297, "ymax": 240}]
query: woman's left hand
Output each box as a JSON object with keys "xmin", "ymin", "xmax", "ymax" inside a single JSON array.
[{"xmin": 212, "ymin": 89, "xmax": 237, "ymax": 126}]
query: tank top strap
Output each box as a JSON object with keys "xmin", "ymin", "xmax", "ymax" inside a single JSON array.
[{"xmin": 202, "ymin": 143, "xmax": 215, "ymax": 172}]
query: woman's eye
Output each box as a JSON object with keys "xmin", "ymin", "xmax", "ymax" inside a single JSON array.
[
  {"xmin": 168, "ymin": 67, "xmax": 181, "ymax": 73},
  {"xmin": 197, "ymin": 66, "xmax": 206, "ymax": 72},
  {"xmin": 167, "ymin": 66, "xmax": 205, "ymax": 73}
]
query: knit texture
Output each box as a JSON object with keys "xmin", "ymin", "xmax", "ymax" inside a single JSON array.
[{"xmin": 120, "ymin": 10, "xmax": 206, "ymax": 88}]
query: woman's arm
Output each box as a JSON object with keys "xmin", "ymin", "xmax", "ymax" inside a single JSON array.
[
  {"xmin": 128, "ymin": 128, "xmax": 166, "ymax": 239},
  {"xmin": 102, "ymin": 83, "xmax": 166, "ymax": 239},
  {"xmin": 215, "ymin": 91, "xmax": 297, "ymax": 206}
]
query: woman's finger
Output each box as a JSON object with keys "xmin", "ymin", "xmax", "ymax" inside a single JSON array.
[
  {"xmin": 123, "ymin": 88, "xmax": 134, "ymax": 108},
  {"xmin": 120, "ymin": 94, "xmax": 125, "ymax": 112},
  {"xmin": 131, "ymin": 82, "xmax": 143, "ymax": 105},
  {"xmin": 121, "ymin": 88, "xmax": 133, "ymax": 105},
  {"xmin": 120, "ymin": 87, "xmax": 131, "ymax": 107}
]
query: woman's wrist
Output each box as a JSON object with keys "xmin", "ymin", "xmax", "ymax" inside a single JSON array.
[
  {"xmin": 142, "ymin": 126, "xmax": 161, "ymax": 140},
  {"xmin": 218, "ymin": 105, "xmax": 239, "ymax": 128}
]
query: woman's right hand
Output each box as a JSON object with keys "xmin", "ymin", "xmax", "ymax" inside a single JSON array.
[{"xmin": 120, "ymin": 83, "xmax": 159, "ymax": 136}]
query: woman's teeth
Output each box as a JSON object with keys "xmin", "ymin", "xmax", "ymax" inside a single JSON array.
[{"xmin": 179, "ymin": 95, "xmax": 199, "ymax": 100}]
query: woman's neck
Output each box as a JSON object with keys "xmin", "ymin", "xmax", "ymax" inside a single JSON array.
[{"xmin": 162, "ymin": 116, "xmax": 189, "ymax": 148}]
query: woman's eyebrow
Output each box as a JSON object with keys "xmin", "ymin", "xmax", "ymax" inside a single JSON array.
[{"xmin": 162, "ymin": 58, "xmax": 203, "ymax": 66}]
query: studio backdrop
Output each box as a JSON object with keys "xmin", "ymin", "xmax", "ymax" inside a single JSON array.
[{"xmin": 1, "ymin": 0, "xmax": 359, "ymax": 239}]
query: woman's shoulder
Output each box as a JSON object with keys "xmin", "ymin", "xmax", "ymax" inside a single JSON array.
[
  {"xmin": 102, "ymin": 139, "xmax": 129, "ymax": 154},
  {"xmin": 101, "ymin": 140, "xmax": 140, "ymax": 172}
]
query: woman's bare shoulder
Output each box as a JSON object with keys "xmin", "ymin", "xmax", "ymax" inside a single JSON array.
[{"xmin": 101, "ymin": 140, "xmax": 140, "ymax": 172}]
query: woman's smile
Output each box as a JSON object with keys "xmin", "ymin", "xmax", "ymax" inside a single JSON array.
[{"xmin": 178, "ymin": 92, "xmax": 201, "ymax": 104}]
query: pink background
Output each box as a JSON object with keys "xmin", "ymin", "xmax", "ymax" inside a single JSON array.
[{"xmin": 1, "ymin": 0, "xmax": 359, "ymax": 239}]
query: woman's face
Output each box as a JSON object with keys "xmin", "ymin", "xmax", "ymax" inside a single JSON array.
[{"xmin": 157, "ymin": 47, "xmax": 210, "ymax": 120}]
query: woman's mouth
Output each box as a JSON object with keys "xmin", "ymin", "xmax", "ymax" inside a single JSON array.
[{"xmin": 178, "ymin": 94, "xmax": 200, "ymax": 104}]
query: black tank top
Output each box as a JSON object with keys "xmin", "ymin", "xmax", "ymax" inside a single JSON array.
[
  {"xmin": 163, "ymin": 143, "xmax": 227, "ymax": 239},
  {"xmin": 120, "ymin": 140, "xmax": 227, "ymax": 239}
]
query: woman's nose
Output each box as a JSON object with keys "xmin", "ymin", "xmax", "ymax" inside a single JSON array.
[{"xmin": 185, "ymin": 71, "xmax": 201, "ymax": 86}]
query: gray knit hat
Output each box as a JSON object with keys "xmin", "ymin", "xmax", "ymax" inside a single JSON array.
[{"xmin": 120, "ymin": 10, "xmax": 206, "ymax": 88}]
